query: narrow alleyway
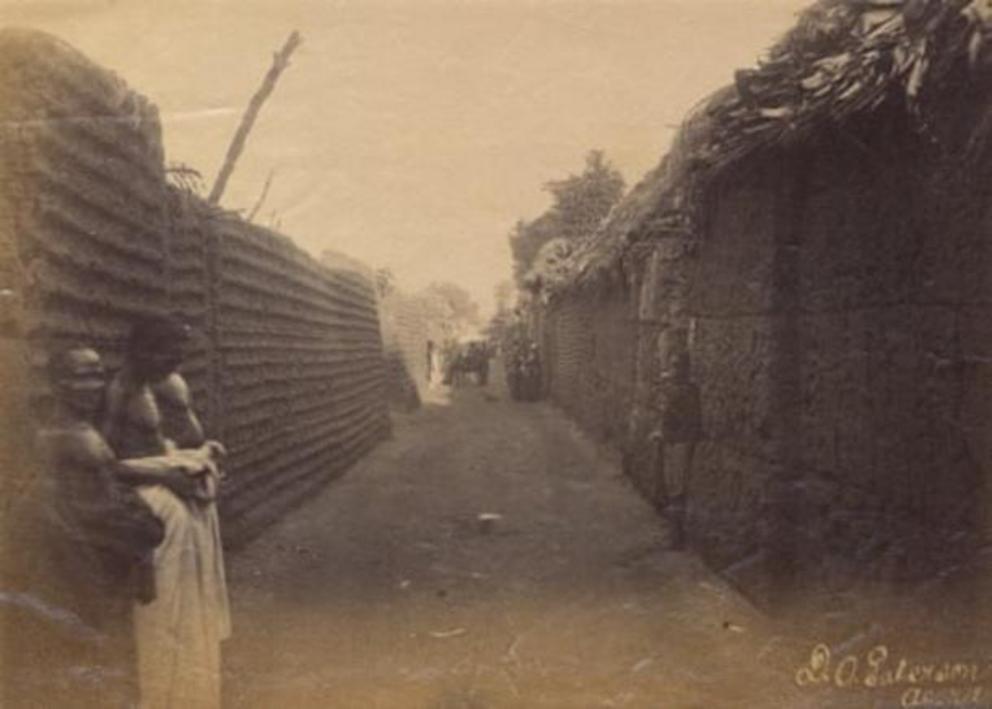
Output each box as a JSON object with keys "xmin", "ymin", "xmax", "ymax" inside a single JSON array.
[{"xmin": 222, "ymin": 365, "xmax": 807, "ymax": 708}]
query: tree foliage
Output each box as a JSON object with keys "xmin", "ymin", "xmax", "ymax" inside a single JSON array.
[
  {"xmin": 544, "ymin": 150, "xmax": 625, "ymax": 242},
  {"xmin": 420, "ymin": 281, "xmax": 481, "ymax": 337}
]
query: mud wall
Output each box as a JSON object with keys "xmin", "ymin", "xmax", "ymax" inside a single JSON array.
[
  {"xmin": 682, "ymin": 152, "xmax": 795, "ymax": 593},
  {"xmin": 544, "ymin": 99, "xmax": 991, "ymax": 599},
  {"xmin": 0, "ymin": 30, "xmax": 389, "ymax": 545},
  {"xmin": 0, "ymin": 30, "xmax": 170, "ymax": 365},
  {"xmin": 544, "ymin": 283, "xmax": 637, "ymax": 448},
  {"xmin": 544, "ymin": 297, "xmax": 590, "ymax": 416},
  {"xmin": 772, "ymin": 109, "xmax": 990, "ymax": 588},
  {"xmin": 378, "ymin": 289, "xmax": 441, "ymax": 409},
  {"xmin": 210, "ymin": 217, "xmax": 388, "ymax": 540},
  {"xmin": 670, "ymin": 107, "xmax": 989, "ymax": 595}
]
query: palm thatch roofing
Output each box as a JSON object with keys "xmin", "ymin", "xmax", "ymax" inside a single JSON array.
[{"xmin": 560, "ymin": 0, "xmax": 992, "ymax": 294}]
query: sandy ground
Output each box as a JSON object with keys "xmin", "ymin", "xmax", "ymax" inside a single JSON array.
[{"xmin": 221, "ymin": 367, "xmax": 986, "ymax": 709}]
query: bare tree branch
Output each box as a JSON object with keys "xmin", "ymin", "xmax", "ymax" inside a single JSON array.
[{"xmin": 208, "ymin": 31, "xmax": 302, "ymax": 205}]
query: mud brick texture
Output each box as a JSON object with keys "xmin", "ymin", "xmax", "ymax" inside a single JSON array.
[
  {"xmin": 541, "ymin": 283, "xmax": 637, "ymax": 449},
  {"xmin": 0, "ymin": 29, "xmax": 389, "ymax": 546},
  {"xmin": 377, "ymin": 289, "xmax": 445, "ymax": 410},
  {"xmin": 539, "ymin": 98, "xmax": 992, "ymax": 601}
]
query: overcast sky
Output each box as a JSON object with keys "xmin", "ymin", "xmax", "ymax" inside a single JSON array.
[{"xmin": 3, "ymin": 0, "xmax": 809, "ymax": 315}]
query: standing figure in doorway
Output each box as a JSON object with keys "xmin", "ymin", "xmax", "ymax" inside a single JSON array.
[
  {"xmin": 650, "ymin": 329, "xmax": 702, "ymax": 550},
  {"xmin": 521, "ymin": 342, "xmax": 542, "ymax": 401},
  {"xmin": 426, "ymin": 340, "xmax": 435, "ymax": 385},
  {"xmin": 477, "ymin": 342, "xmax": 490, "ymax": 387},
  {"xmin": 103, "ymin": 316, "xmax": 231, "ymax": 709}
]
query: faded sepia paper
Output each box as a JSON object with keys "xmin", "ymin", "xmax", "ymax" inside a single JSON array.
[{"xmin": 2, "ymin": 1, "xmax": 991, "ymax": 708}]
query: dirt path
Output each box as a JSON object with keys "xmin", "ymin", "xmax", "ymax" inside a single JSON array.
[{"xmin": 222, "ymin": 369, "xmax": 810, "ymax": 708}]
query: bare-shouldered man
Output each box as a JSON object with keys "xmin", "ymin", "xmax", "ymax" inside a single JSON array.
[
  {"xmin": 33, "ymin": 347, "xmax": 165, "ymax": 708},
  {"xmin": 104, "ymin": 316, "xmax": 230, "ymax": 709}
]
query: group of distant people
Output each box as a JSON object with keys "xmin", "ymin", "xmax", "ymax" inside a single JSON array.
[
  {"xmin": 29, "ymin": 315, "xmax": 230, "ymax": 708},
  {"xmin": 504, "ymin": 338, "xmax": 542, "ymax": 402},
  {"xmin": 427, "ymin": 339, "xmax": 491, "ymax": 388}
]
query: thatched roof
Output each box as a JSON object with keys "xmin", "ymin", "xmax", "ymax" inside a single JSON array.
[{"xmin": 560, "ymin": 0, "xmax": 992, "ymax": 293}]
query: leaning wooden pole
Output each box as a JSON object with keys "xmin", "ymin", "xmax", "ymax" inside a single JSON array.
[{"xmin": 208, "ymin": 31, "xmax": 302, "ymax": 205}]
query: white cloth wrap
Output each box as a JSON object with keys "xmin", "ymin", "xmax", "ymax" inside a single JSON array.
[{"xmin": 133, "ymin": 485, "xmax": 230, "ymax": 709}]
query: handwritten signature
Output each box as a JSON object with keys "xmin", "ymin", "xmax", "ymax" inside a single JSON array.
[{"xmin": 795, "ymin": 644, "xmax": 991, "ymax": 708}]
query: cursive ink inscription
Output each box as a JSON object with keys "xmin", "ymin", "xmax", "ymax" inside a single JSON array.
[{"xmin": 795, "ymin": 644, "xmax": 990, "ymax": 708}]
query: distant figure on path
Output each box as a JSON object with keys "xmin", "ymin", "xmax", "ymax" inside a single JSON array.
[
  {"xmin": 477, "ymin": 342, "xmax": 490, "ymax": 386},
  {"xmin": 521, "ymin": 343, "xmax": 542, "ymax": 401},
  {"xmin": 651, "ymin": 329, "xmax": 702, "ymax": 550},
  {"xmin": 426, "ymin": 340, "xmax": 435, "ymax": 385},
  {"xmin": 104, "ymin": 316, "xmax": 230, "ymax": 709}
]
